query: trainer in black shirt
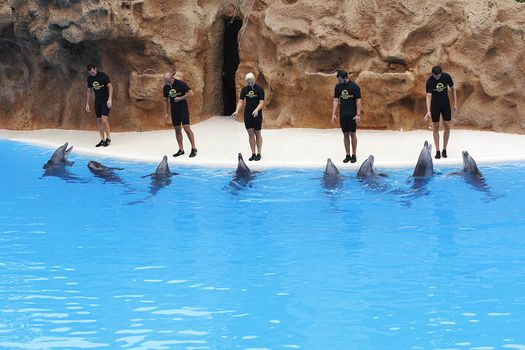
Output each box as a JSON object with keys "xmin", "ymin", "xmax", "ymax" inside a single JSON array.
[
  {"xmin": 424, "ymin": 65, "xmax": 458, "ymax": 159},
  {"xmin": 231, "ymin": 72, "xmax": 265, "ymax": 161},
  {"xmin": 162, "ymin": 72, "xmax": 197, "ymax": 158},
  {"xmin": 331, "ymin": 70, "xmax": 362, "ymax": 164},
  {"xmin": 85, "ymin": 64, "xmax": 113, "ymax": 147}
]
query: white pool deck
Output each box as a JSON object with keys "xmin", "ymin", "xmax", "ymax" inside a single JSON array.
[{"xmin": 1, "ymin": 117, "xmax": 525, "ymax": 169}]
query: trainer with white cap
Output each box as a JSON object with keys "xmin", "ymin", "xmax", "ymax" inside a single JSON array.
[{"xmin": 231, "ymin": 72, "xmax": 265, "ymax": 161}]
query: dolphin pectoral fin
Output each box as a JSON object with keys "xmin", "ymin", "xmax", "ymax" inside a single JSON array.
[{"xmin": 141, "ymin": 173, "xmax": 154, "ymax": 179}]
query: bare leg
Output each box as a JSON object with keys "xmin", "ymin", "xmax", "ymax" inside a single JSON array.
[
  {"xmin": 174, "ymin": 125, "xmax": 184, "ymax": 151},
  {"xmin": 183, "ymin": 125, "xmax": 196, "ymax": 149},
  {"xmin": 96, "ymin": 118, "xmax": 105, "ymax": 140},
  {"xmin": 350, "ymin": 132, "xmax": 357, "ymax": 156},
  {"xmin": 343, "ymin": 132, "xmax": 350, "ymax": 156},
  {"xmin": 432, "ymin": 122, "xmax": 440, "ymax": 151},
  {"xmin": 255, "ymin": 129, "xmax": 263, "ymax": 155},
  {"xmin": 101, "ymin": 115, "xmax": 111, "ymax": 140},
  {"xmin": 443, "ymin": 121, "xmax": 450, "ymax": 150},
  {"xmin": 247, "ymin": 129, "xmax": 256, "ymax": 154}
]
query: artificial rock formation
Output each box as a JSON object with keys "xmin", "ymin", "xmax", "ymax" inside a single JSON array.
[{"xmin": 0, "ymin": 0, "xmax": 524, "ymax": 133}]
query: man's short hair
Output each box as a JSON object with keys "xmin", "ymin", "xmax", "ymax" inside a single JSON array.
[
  {"xmin": 336, "ymin": 70, "xmax": 348, "ymax": 79},
  {"xmin": 86, "ymin": 63, "xmax": 96, "ymax": 71},
  {"xmin": 431, "ymin": 66, "xmax": 442, "ymax": 75}
]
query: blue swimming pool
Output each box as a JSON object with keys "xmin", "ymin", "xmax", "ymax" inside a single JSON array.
[{"xmin": 1, "ymin": 139, "xmax": 525, "ymax": 350}]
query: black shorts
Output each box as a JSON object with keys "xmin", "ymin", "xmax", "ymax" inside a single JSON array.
[
  {"xmin": 171, "ymin": 111, "xmax": 190, "ymax": 126},
  {"xmin": 431, "ymin": 103, "xmax": 452, "ymax": 123},
  {"xmin": 340, "ymin": 114, "xmax": 357, "ymax": 133},
  {"xmin": 244, "ymin": 115, "xmax": 263, "ymax": 130},
  {"xmin": 94, "ymin": 102, "xmax": 110, "ymax": 118}
]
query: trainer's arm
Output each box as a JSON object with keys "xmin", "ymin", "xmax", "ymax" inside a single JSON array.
[
  {"xmin": 354, "ymin": 98, "xmax": 362, "ymax": 122},
  {"xmin": 424, "ymin": 93, "xmax": 432, "ymax": 120},
  {"xmin": 451, "ymin": 86, "xmax": 458, "ymax": 113},
  {"xmin": 107, "ymin": 82, "xmax": 113, "ymax": 108},
  {"xmin": 174, "ymin": 89, "xmax": 193, "ymax": 102},
  {"xmin": 252, "ymin": 100, "xmax": 264, "ymax": 117},
  {"xmin": 231, "ymin": 99, "xmax": 245, "ymax": 118},
  {"xmin": 85, "ymin": 88, "xmax": 92, "ymax": 112},
  {"xmin": 331, "ymin": 98, "xmax": 339, "ymax": 123},
  {"xmin": 163, "ymin": 97, "xmax": 170, "ymax": 121}
]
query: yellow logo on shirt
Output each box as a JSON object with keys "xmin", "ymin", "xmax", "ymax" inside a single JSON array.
[
  {"xmin": 92, "ymin": 81, "xmax": 104, "ymax": 90},
  {"xmin": 169, "ymin": 89, "xmax": 177, "ymax": 98},
  {"xmin": 435, "ymin": 83, "xmax": 446, "ymax": 92},
  {"xmin": 341, "ymin": 89, "xmax": 354, "ymax": 99},
  {"xmin": 247, "ymin": 90, "xmax": 257, "ymax": 98}
]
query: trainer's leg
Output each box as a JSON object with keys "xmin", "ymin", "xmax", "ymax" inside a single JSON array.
[
  {"xmin": 432, "ymin": 122, "xmax": 440, "ymax": 151},
  {"xmin": 247, "ymin": 128, "xmax": 256, "ymax": 155},
  {"xmin": 443, "ymin": 121, "xmax": 451, "ymax": 150},
  {"xmin": 101, "ymin": 115, "xmax": 111, "ymax": 140},
  {"xmin": 343, "ymin": 132, "xmax": 350, "ymax": 156},
  {"xmin": 174, "ymin": 125, "xmax": 184, "ymax": 151},
  {"xmin": 350, "ymin": 132, "xmax": 357, "ymax": 156},
  {"xmin": 183, "ymin": 125, "xmax": 196, "ymax": 149},
  {"xmin": 96, "ymin": 118, "xmax": 105, "ymax": 140},
  {"xmin": 255, "ymin": 130, "xmax": 263, "ymax": 155}
]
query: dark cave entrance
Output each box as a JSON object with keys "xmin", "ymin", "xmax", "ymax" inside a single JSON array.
[{"xmin": 222, "ymin": 17, "xmax": 242, "ymax": 116}]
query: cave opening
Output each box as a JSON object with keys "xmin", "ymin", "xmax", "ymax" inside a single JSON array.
[{"xmin": 222, "ymin": 17, "xmax": 242, "ymax": 116}]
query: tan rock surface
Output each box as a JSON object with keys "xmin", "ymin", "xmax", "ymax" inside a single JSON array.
[{"xmin": 0, "ymin": 0, "xmax": 524, "ymax": 133}]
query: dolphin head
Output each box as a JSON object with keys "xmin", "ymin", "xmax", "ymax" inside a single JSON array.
[
  {"xmin": 412, "ymin": 141, "xmax": 433, "ymax": 177},
  {"xmin": 462, "ymin": 151, "xmax": 480, "ymax": 174},
  {"xmin": 357, "ymin": 155, "xmax": 375, "ymax": 178},
  {"xmin": 236, "ymin": 153, "xmax": 251, "ymax": 175},
  {"xmin": 87, "ymin": 160, "xmax": 104, "ymax": 172},
  {"xmin": 155, "ymin": 155, "xmax": 171, "ymax": 175},
  {"xmin": 324, "ymin": 158, "xmax": 340, "ymax": 175},
  {"xmin": 44, "ymin": 142, "xmax": 73, "ymax": 168}
]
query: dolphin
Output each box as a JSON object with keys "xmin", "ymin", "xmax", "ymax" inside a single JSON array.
[
  {"xmin": 357, "ymin": 155, "xmax": 375, "ymax": 178},
  {"xmin": 145, "ymin": 155, "xmax": 177, "ymax": 196},
  {"xmin": 236, "ymin": 153, "xmax": 252, "ymax": 178},
  {"xmin": 392, "ymin": 142, "xmax": 434, "ymax": 206},
  {"xmin": 357, "ymin": 155, "xmax": 389, "ymax": 191},
  {"xmin": 227, "ymin": 153, "xmax": 256, "ymax": 193},
  {"xmin": 43, "ymin": 142, "xmax": 73, "ymax": 169},
  {"xmin": 412, "ymin": 141, "xmax": 433, "ymax": 178},
  {"xmin": 128, "ymin": 156, "xmax": 177, "ymax": 204},
  {"xmin": 87, "ymin": 160, "xmax": 125, "ymax": 184},
  {"xmin": 322, "ymin": 158, "xmax": 343, "ymax": 190},
  {"xmin": 456, "ymin": 151, "xmax": 500, "ymax": 200},
  {"xmin": 41, "ymin": 142, "xmax": 80, "ymax": 182}
]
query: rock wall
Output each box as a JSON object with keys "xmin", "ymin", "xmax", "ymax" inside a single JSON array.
[{"xmin": 0, "ymin": 0, "xmax": 524, "ymax": 133}]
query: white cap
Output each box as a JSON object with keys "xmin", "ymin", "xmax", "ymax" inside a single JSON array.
[{"xmin": 245, "ymin": 72, "xmax": 255, "ymax": 81}]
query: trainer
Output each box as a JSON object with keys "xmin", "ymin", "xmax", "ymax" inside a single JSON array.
[
  {"xmin": 231, "ymin": 72, "xmax": 265, "ymax": 161},
  {"xmin": 85, "ymin": 63, "xmax": 113, "ymax": 147},
  {"xmin": 424, "ymin": 65, "xmax": 458, "ymax": 159},
  {"xmin": 163, "ymin": 72, "xmax": 197, "ymax": 158},
  {"xmin": 331, "ymin": 70, "xmax": 361, "ymax": 163}
]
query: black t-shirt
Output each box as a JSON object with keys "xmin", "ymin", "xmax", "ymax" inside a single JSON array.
[
  {"xmin": 163, "ymin": 79, "xmax": 190, "ymax": 115},
  {"xmin": 87, "ymin": 72, "xmax": 110, "ymax": 104},
  {"xmin": 240, "ymin": 84, "xmax": 264, "ymax": 118},
  {"xmin": 426, "ymin": 72, "xmax": 454, "ymax": 106},
  {"xmin": 334, "ymin": 81, "xmax": 361, "ymax": 116}
]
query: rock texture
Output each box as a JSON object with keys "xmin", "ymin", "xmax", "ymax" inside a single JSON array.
[{"xmin": 0, "ymin": 0, "xmax": 524, "ymax": 133}]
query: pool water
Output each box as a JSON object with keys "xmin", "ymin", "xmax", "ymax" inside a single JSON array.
[{"xmin": 1, "ymin": 140, "xmax": 525, "ymax": 350}]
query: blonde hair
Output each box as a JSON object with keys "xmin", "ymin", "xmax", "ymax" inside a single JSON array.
[{"xmin": 245, "ymin": 72, "xmax": 255, "ymax": 81}]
